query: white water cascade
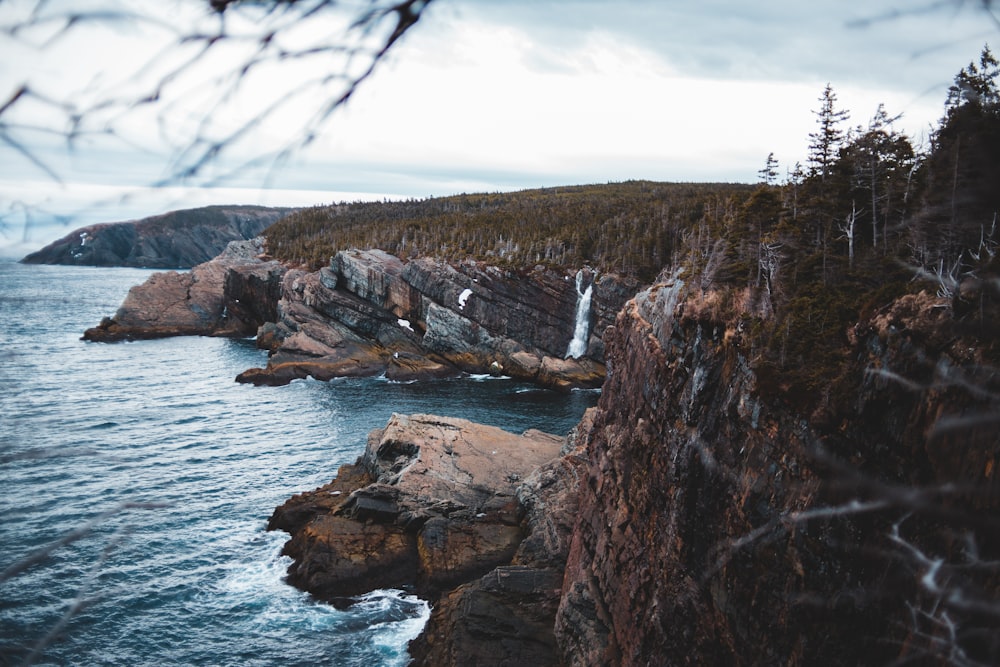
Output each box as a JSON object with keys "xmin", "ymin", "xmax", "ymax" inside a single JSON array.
[{"xmin": 565, "ymin": 269, "xmax": 594, "ymax": 359}]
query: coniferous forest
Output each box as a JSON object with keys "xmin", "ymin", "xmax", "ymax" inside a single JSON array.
[{"xmin": 265, "ymin": 45, "xmax": 1000, "ymax": 405}]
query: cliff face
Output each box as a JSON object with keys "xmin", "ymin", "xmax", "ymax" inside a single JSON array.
[
  {"xmin": 83, "ymin": 239, "xmax": 286, "ymax": 341},
  {"xmin": 238, "ymin": 249, "xmax": 635, "ymax": 390},
  {"xmin": 266, "ymin": 270, "xmax": 997, "ymax": 666},
  {"xmin": 82, "ymin": 235, "xmax": 998, "ymax": 664},
  {"xmin": 22, "ymin": 205, "xmax": 291, "ymax": 268},
  {"xmin": 554, "ymin": 276, "xmax": 1000, "ymax": 665},
  {"xmin": 84, "ymin": 245, "xmax": 635, "ymax": 390}
]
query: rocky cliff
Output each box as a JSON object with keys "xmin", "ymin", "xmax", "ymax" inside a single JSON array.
[
  {"xmin": 84, "ymin": 245, "xmax": 635, "ymax": 389},
  {"xmin": 269, "ymin": 411, "xmax": 593, "ymax": 666},
  {"xmin": 269, "ymin": 413, "xmax": 564, "ymax": 600},
  {"xmin": 85, "ymin": 237, "xmax": 998, "ymax": 664},
  {"xmin": 22, "ymin": 205, "xmax": 292, "ymax": 268},
  {"xmin": 83, "ymin": 238, "xmax": 286, "ymax": 341},
  {"xmin": 267, "ymin": 269, "xmax": 997, "ymax": 665},
  {"xmin": 553, "ymin": 275, "xmax": 999, "ymax": 665},
  {"xmin": 236, "ymin": 248, "xmax": 635, "ymax": 389}
]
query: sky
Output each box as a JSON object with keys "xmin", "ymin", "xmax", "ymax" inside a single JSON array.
[{"xmin": 0, "ymin": 0, "xmax": 995, "ymax": 256}]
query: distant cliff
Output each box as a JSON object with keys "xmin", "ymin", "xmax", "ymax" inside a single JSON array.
[
  {"xmin": 21, "ymin": 205, "xmax": 293, "ymax": 268},
  {"xmin": 84, "ymin": 246, "xmax": 636, "ymax": 391}
]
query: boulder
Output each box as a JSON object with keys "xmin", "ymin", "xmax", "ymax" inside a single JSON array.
[{"xmin": 269, "ymin": 413, "xmax": 565, "ymax": 602}]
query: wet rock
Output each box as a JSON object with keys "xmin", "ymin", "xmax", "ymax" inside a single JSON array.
[{"xmin": 408, "ymin": 566, "xmax": 564, "ymax": 667}]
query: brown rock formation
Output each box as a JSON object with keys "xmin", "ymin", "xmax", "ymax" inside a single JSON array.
[
  {"xmin": 271, "ymin": 411, "xmax": 597, "ymax": 666},
  {"xmin": 264, "ymin": 268, "xmax": 996, "ymax": 665},
  {"xmin": 268, "ymin": 413, "xmax": 565, "ymax": 605},
  {"xmin": 84, "ymin": 243, "xmax": 635, "ymax": 388},
  {"xmin": 409, "ymin": 410, "xmax": 595, "ymax": 667},
  {"xmin": 553, "ymin": 276, "xmax": 1000, "ymax": 665},
  {"xmin": 83, "ymin": 239, "xmax": 285, "ymax": 342}
]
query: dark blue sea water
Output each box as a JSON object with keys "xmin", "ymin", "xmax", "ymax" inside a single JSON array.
[{"xmin": 0, "ymin": 261, "xmax": 598, "ymax": 666}]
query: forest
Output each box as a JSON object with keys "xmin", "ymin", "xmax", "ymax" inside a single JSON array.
[{"xmin": 264, "ymin": 45, "xmax": 1000, "ymax": 402}]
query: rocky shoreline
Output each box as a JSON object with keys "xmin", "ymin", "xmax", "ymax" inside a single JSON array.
[
  {"xmin": 269, "ymin": 274, "xmax": 997, "ymax": 666},
  {"xmin": 82, "ymin": 241, "xmax": 999, "ymax": 665},
  {"xmin": 84, "ymin": 241, "xmax": 636, "ymax": 390},
  {"xmin": 268, "ymin": 411, "xmax": 592, "ymax": 665}
]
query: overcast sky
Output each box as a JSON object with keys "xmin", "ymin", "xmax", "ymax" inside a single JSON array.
[{"xmin": 0, "ymin": 0, "xmax": 994, "ymax": 255}]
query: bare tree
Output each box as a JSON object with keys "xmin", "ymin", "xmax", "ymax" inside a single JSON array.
[{"xmin": 0, "ymin": 0, "xmax": 433, "ymax": 233}]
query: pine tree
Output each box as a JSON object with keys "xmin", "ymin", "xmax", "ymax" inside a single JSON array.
[
  {"xmin": 758, "ymin": 152, "xmax": 779, "ymax": 185},
  {"xmin": 843, "ymin": 104, "xmax": 915, "ymax": 254},
  {"xmin": 808, "ymin": 84, "xmax": 850, "ymax": 183},
  {"xmin": 945, "ymin": 44, "xmax": 999, "ymax": 112},
  {"xmin": 911, "ymin": 44, "xmax": 1000, "ymax": 270},
  {"xmin": 784, "ymin": 161, "xmax": 805, "ymax": 222}
]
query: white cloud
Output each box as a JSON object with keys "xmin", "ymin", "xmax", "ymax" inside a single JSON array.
[{"xmin": 0, "ymin": 0, "xmax": 995, "ymax": 255}]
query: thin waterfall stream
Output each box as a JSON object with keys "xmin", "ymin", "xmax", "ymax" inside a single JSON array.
[{"xmin": 565, "ymin": 269, "xmax": 594, "ymax": 359}]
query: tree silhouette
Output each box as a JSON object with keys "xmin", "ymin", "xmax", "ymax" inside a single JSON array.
[{"xmin": 807, "ymin": 84, "xmax": 850, "ymax": 184}]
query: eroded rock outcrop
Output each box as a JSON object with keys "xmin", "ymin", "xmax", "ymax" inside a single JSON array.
[
  {"xmin": 268, "ymin": 414, "xmax": 564, "ymax": 599},
  {"xmin": 408, "ymin": 409, "xmax": 595, "ymax": 667},
  {"xmin": 83, "ymin": 239, "xmax": 285, "ymax": 341},
  {"xmin": 270, "ymin": 411, "xmax": 595, "ymax": 666},
  {"xmin": 238, "ymin": 249, "xmax": 634, "ymax": 389},
  {"xmin": 86, "ymin": 244, "xmax": 634, "ymax": 389}
]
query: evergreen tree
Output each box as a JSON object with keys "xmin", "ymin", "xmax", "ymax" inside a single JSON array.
[
  {"xmin": 758, "ymin": 152, "xmax": 779, "ymax": 185},
  {"xmin": 912, "ymin": 44, "xmax": 1000, "ymax": 271},
  {"xmin": 808, "ymin": 84, "xmax": 850, "ymax": 183},
  {"xmin": 784, "ymin": 161, "xmax": 805, "ymax": 222},
  {"xmin": 842, "ymin": 105, "xmax": 915, "ymax": 254},
  {"xmin": 945, "ymin": 44, "xmax": 999, "ymax": 112}
]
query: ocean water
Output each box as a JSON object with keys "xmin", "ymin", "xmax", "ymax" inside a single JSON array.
[{"xmin": 0, "ymin": 261, "xmax": 598, "ymax": 666}]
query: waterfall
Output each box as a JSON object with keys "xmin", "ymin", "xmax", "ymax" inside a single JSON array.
[{"xmin": 565, "ymin": 269, "xmax": 594, "ymax": 359}]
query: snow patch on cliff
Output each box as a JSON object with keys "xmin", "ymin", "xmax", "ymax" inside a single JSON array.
[{"xmin": 458, "ymin": 288, "xmax": 473, "ymax": 310}]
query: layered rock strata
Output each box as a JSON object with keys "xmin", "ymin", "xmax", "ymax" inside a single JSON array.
[
  {"xmin": 85, "ymin": 245, "xmax": 634, "ymax": 389},
  {"xmin": 239, "ymin": 248, "xmax": 633, "ymax": 389}
]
